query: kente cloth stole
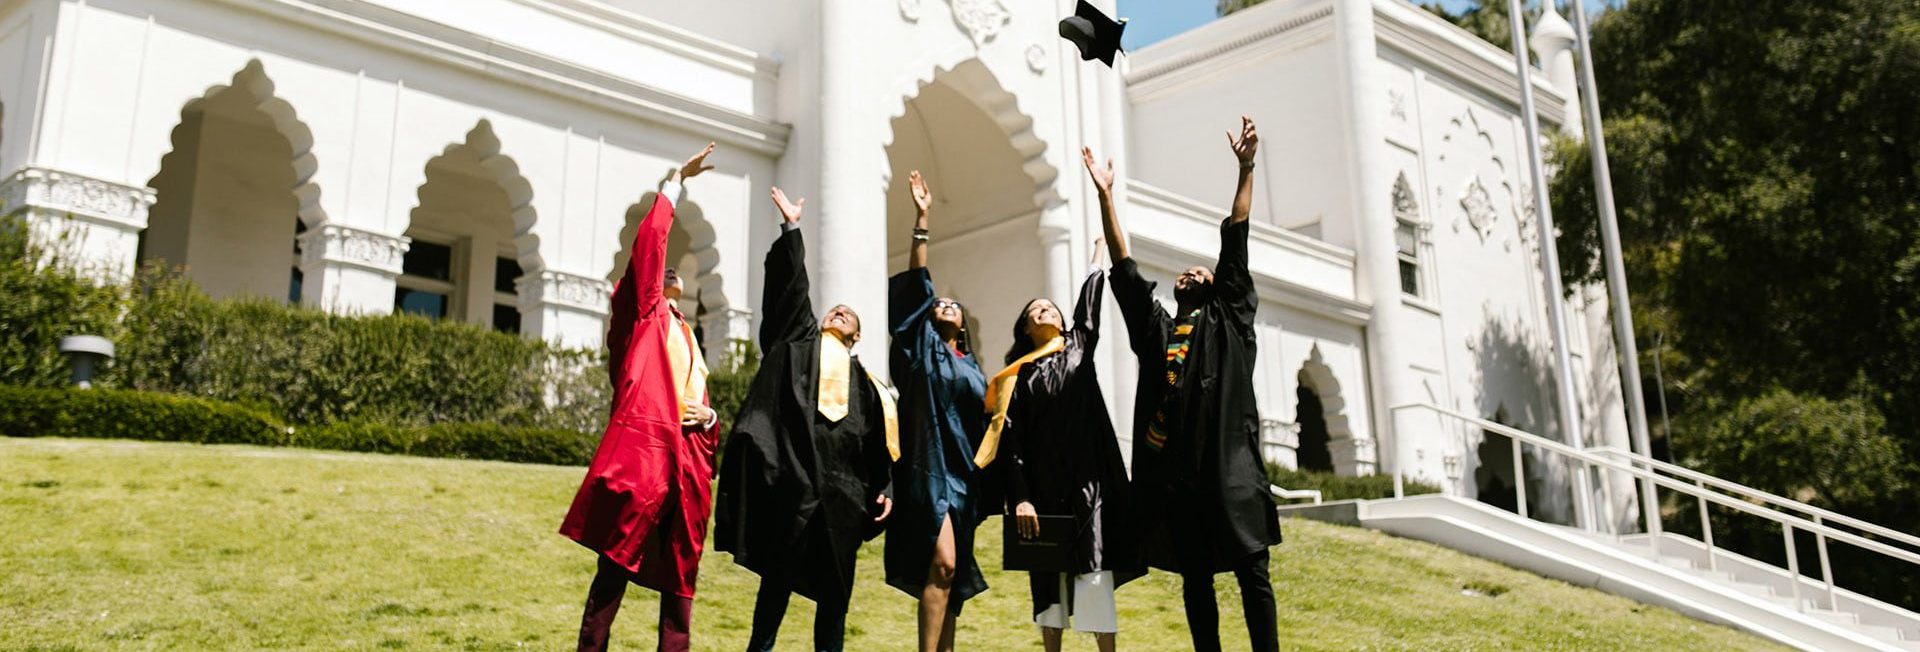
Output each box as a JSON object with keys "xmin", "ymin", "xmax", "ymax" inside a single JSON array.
[
  {"xmin": 1145, "ymin": 310, "xmax": 1201, "ymax": 452},
  {"xmin": 667, "ymin": 308, "xmax": 708, "ymax": 409},
  {"xmin": 975, "ymin": 335, "xmax": 1066, "ymax": 467},
  {"xmin": 817, "ymin": 330, "xmax": 902, "ymax": 461}
]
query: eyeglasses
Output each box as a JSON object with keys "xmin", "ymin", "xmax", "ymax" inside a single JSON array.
[{"xmin": 934, "ymin": 299, "xmax": 962, "ymax": 310}]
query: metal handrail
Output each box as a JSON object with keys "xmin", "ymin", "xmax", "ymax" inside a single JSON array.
[
  {"xmin": 1587, "ymin": 445, "xmax": 1920, "ymax": 551},
  {"xmin": 1271, "ymin": 485, "xmax": 1324, "ymax": 505},
  {"xmin": 1390, "ymin": 402, "xmax": 1920, "ymax": 610}
]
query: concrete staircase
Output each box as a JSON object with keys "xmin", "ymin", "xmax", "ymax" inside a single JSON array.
[{"xmin": 1283, "ymin": 494, "xmax": 1920, "ymax": 651}]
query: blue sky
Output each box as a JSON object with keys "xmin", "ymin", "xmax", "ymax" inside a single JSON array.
[{"xmin": 1115, "ymin": 0, "xmax": 1616, "ymax": 51}]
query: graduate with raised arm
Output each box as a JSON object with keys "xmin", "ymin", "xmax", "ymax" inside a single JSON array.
[
  {"xmin": 884, "ymin": 171, "xmax": 991, "ymax": 652},
  {"xmin": 560, "ymin": 143, "xmax": 721, "ymax": 652},
  {"xmin": 994, "ymin": 238, "xmax": 1141, "ymax": 652},
  {"xmin": 713, "ymin": 186, "xmax": 899, "ymax": 652},
  {"xmin": 1090, "ymin": 117, "xmax": 1282, "ymax": 652}
]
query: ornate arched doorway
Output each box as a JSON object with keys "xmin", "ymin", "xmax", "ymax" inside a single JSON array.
[
  {"xmin": 142, "ymin": 60, "xmax": 322, "ymax": 301},
  {"xmin": 883, "ymin": 59, "xmax": 1061, "ymax": 367},
  {"xmin": 394, "ymin": 120, "xmax": 543, "ymax": 333}
]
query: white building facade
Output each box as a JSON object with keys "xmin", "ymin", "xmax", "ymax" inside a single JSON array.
[{"xmin": 0, "ymin": 0, "xmax": 1630, "ymax": 523}]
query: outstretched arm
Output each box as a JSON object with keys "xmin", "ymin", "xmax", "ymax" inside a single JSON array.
[
  {"xmin": 1227, "ymin": 116, "xmax": 1258, "ymax": 225},
  {"xmin": 609, "ymin": 143, "xmax": 713, "ymax": 378},
  {"xmin": 907, "ymin": 170, "xmax": 933, "ymax": 270},
  {"xmin": 759, "ymin": 187, "xmax": 817, "ymax": 346},
  {"xmin": 1221, "ymin": 117, "xmax": 1259, "ymax": 327},
  {"xmin": 1083, "ymin": 147, "xmax": 1130, "ymax": 263},
  {"xmin": 1071, "ymin": 239, "xmax": 1107, "ymax": 346}
]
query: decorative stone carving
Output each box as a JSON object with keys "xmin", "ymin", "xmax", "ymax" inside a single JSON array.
[
  {"xmin": 1460, "ymin": 175, "xmax": 1498, "ymax": 240},
  {"xmin": 899, "ymin": 0, "xmax": 922, "ymax": 22},
  {"xmin": 518, "ymin": 269, "xmax": 612, "ymax": 315},
  {"xmin": 1443, "ymin": 453, "xmax": 1462, "ymax": 480},
  {"xmin": 0, "ymin": 167, "xmax": 154, "ymax": 228},
  {"xmin": 1392, "ymin": 172, "xmax": 1419, "ymax": 222},
  {"xmin": 1387, "ymin": 88, "xmax": 1408, "ymax": 122},
  {"xmin": 949, "ymin": 0, "xmax": 1011, "ymax": 46},
  {"xmin": 1026, "ymin": 44, "xmax": 1048, "ymax": 73},
  {"xmin": 298, "ymin": 224, "xmax": 409, "ymax": 273}
]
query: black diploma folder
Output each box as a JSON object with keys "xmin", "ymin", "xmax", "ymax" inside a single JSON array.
[{"xmin": 1003, "ymin": 515, "xmax": 1077, "ymax": 572}]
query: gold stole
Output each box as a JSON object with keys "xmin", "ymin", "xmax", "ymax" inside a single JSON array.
[
  {"xmin": 818, "ymin": 330, "xmax": 902, "ymax": 461},
  {"xmin": 975, "ymin": 335, "xmax": 1065, "ymax": 467},
  {"xmin": 666, "ymin": 308, "xmax": 708, "ymax": 410}
]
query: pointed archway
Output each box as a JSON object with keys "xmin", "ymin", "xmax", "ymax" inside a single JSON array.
[
  {"xmin": 141, "ymin": 60, "xmax": 323, "ymax": 301},
  {"xmin": 883, "ymin": 59, "xmax": 1063, "ymax": 368},
  {"xmin": 395, "ymin": 120, "xmax": 545, "ymax": 333},
  {"xmin": 1297, "ymin": 344, "xmax": 1375, "ymax": 475}
]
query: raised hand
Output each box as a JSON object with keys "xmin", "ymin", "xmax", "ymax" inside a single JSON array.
[
  {"xmin": 909, "ymin": 170, "xmax": 934, "ymax": 216},
  {"xmin": 770, "ymin": 186, "xmax": 804, "ymax": 225},
  {"xmin": 679, "ymin": 142, "xmax": 716, "ymax": 181},
  {"xmin": 1082, "ymin": 146, "xmax": 1116, "ymax": 197},
  {"xmin": 1227, "ymin": 116, "xmax": 1259, "ymax": 164},
  {"xmin": 1090, "ymin": 236, "xmax": 1106, "ymax": 268}
]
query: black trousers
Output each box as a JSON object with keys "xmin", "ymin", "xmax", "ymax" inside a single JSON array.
[
  {"xmin": 745, "ymin": 574, "xmax": 852, "ymax": 652},
  {"xmin": 1180, "ymin": 549, "xmax": 1278, "ymax": 652}
]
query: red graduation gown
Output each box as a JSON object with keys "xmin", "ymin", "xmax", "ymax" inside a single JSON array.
[{"xmin": 559, "ymin": 191, "xmax": 719, "ymax": 598}]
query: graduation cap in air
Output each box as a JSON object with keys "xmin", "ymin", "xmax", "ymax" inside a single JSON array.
[{"xmin": 1059, "ymin": 0, "xmax": 1127, "ymax": 67}]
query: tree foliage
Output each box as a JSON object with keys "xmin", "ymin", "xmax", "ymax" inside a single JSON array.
[{"xmin": 1547, "ymin": 0, "xmax": 1920, "ymax": 607}]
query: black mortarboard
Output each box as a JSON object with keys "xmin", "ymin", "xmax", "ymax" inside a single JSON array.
[{"xmin": 1059, "ymin": 0, "xmax": 1127, "ymax": 67}]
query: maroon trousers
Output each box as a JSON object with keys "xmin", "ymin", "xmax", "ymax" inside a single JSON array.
[{"xmin": 578, "ymin": 555, "xmax": 694, "ymax": 652}]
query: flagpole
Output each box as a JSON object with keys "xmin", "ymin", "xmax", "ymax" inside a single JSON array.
[
  {"xmin": 1507, "ymin": 0, "xmax": 1595, "ymax": 531},
  {"xmin": 1569, "ymin": 0, "xmax": 1659, "ymax": 536}
]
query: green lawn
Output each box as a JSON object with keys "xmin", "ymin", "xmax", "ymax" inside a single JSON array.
[{"xmin": 0, "ymin": 437, "xmax": 1782, "ymax": 650}]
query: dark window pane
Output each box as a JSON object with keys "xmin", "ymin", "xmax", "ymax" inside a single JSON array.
[
  {"xmin": 1399, "ymin": 259, "xmax": 1420, "ymax": 297},
  {"xmin": 492, "ymin": 303, "xmax": 521, "ymax": 334},
  {"xmin": 394, "ymin": 288, "xmax": 448, "ymax": 319},
  {"xmin": 402, "ymin": 241, "xmax": 454, "ymax": 281},
  {"xmin": 289, "ymin": 267, "xmax": 303, "ymax": 304},
  {"xmin": 495, "ymin": 257, "xmax": 522, "ymax": 294}
]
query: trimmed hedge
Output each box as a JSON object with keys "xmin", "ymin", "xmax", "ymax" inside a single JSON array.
[
  {"xmin": 1267, "ymin": 466, "xmax": 1441, "ymax": 501},
  {"xmin": 0, "ymin": 385, "xmax": 596, "ymax": 466},
  {"xmin": 297, "ymin": 421, "xmax": 595, "ymax": 466},
  {"xmin": 0, "ymin": 385, "xmax": 285, "ymax": 445}
]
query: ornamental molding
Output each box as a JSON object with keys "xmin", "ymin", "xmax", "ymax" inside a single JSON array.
[
  {"xmin": 1391, "ymin": 172, "xmax": 1420, "ymax": 223},
  {"xmin": 948, "ymin": 0, "xmax": 1011, "ymax": 46},
  {"xmin": 518, "ymin": 269, "xmax": 612, "ymax": 315},
  {"xmin": 298, "ymin": 224, "xmax": 409, "ymax": 274},
  {"xmin": 899, "ymin": 0, "xmax": 922, "ymax": 22},
  {"xmin": 0, "ymin": 167, "xmax": 155, "ymax": 230},
  {"xmin": 1460, "ymin": 175, "xmax": 1498, "ymax": 239},
  {"xmin": 1262, "ymin": 418, "xmax": 1302, "ymax": 449}
]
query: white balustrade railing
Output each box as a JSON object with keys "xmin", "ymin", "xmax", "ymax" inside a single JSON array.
[
  {"xmin": 1270, "ymin": 485, "xmax": 1323, "ymax": 505},
  {"xmin": 1391, "ymin": 402, "xmax": 1920, "ymax": 612}
]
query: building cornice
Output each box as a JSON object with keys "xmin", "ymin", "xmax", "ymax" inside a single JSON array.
[
  {"xmin": 202, "ymin": 0, "xmax": 791, "ymax": 155},
  {"xmin": 1373, "ymin": 0, "xmax": 1567, "ymax": 125},
  {"xmin": 513, "ymin": 0, "xmax": 780, "ymax": 82},
  {"xmin": 1126, "ymin": 1, "xmax": 1335, "ymax": 95}
]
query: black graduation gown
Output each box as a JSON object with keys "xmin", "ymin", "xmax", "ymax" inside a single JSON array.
[
  {"xmin": 714, "ymin": 228, "xmax": 893, "ymax": 603},
  {"xmin": 1111, "ymin": 217, "xmax": 1281, "ymax": 575},
  {"xmin": 1001, "ymin": 269, "xmax": 1144, "ymax": 615}
]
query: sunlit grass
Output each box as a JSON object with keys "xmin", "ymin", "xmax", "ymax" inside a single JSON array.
[{"xmin": 0, "ymin": 437, "xmax": 1783, "ymax": 650}]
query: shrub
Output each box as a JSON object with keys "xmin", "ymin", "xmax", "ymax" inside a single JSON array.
[
  {"xmin": 298, "ymin": 421, "xmax": 597, "ymax": 466},
  {"xmin": 112, "ymin": 268, "xmax": 608, "ymax": 429},
  {"xmin": 1267, "ymin": 466, "xmax": 1442, "ymax": 501},
  {"xmin": 0, "ymin": 385, "xmax": 284, "ymax": 445},
  {"xmin": 0, "ymin": 225, "xmax": 126, "ymax": 388}
]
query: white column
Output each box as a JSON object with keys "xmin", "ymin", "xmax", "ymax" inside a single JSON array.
[
  {"xmin": 0, "ymin": 167, "xmax": 155, "ymax": 281},
  {"xmin": 1334, "ymin": 0, "xmax": 1423, "ymax": 485},
  {"xmin": 297, "ymin": 223, "xmax": 408, "ymax": 315},
  {"xmin": 516, "ymin": 269, "xmax": 612, "ymax": 350},
  {"xmin": 814, "ymin": 0, "xmax": 890, "ymax": 377}
]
